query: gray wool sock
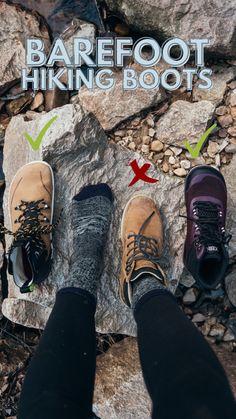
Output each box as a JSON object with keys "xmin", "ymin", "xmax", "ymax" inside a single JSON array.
[
  {"xmin": 65, "ymin": 184, "xmax": 113, "ymax": 299},
  {"xmin": 131, "ymin": 275, "xmax": 166, "ymax": 309}
]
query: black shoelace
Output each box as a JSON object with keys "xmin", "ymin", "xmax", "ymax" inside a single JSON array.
[
  {"xmin": 125, "ymin": 211, "xmax": 162, "ymax": 274},
  {"xmin": 0, "ymin": 199, "xmax": 61, "ymax": 254},
  {"xmin": 181, "ymin": 201, "xmax": 232, "ymax": 248}
]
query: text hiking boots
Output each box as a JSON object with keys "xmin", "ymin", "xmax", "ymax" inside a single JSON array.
[
  {"xmin": 120, "ymin": 195, "xmax": 166, "ymax": 306},
  {"xmin": 184, "ymin": 165, "xmax": 231, "ymax": 290},
  {"xmin": 8, "ymin": 161, "xmax": 54, "ymax": 293}
]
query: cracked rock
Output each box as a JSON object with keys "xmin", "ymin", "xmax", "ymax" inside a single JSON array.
[
  {"xmin": 94, "ymin": 338, "xmax": 151, "ymax": 418},
  {"xmin": 0, "ymin": 2, "xmax": 50, "ymax": 94},
  {"xmin": 78, "ymin": 64, "xmax": 166, "ymax": 131},
  {"xmin": 155, "ymin": 100, "xmax": 215, "ymax": 146},
  {"xmin": 106, "ymin": 0, "xmax": 236, "ymax": 57},
  {"xmin": 2, "ymin": 104, "xmax": 185, "ymax": 333}
]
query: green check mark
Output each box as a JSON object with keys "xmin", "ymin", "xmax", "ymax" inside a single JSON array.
[
  {"xmin": 183, "ymin": 123, "xmax": 217, "ymax": 158},
  {"xmin": 23, "ymin": 115, "xmax": 58, "ymax": 151}
]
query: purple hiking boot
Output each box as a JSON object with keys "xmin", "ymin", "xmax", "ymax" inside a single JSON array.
[{"xmin": 184, "ymin": 165, "xmax": 231, "ymax": 289}]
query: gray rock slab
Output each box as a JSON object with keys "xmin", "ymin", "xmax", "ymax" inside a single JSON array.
[
  {"xmin": 2, "ymin": 104, "xmax": 186, "ymax": 334},
  {"xmin": 3, "ymin": 104, "xmax": 236, "ymax": 334},
  {"xmin": 78, "ymin": 65, "xmax": 166, "ymax": 131},
  {"xmin": 0, "ymin": 2, "xmax": 51, "ymax": 94},
  {"xmin": 193, "ymin": 66, "xmax": 236, "ymax": 105},
  {"xmin": 155, "ymin": 100, "xmax": 215, "ymax": 146},
  {"xmin": 106, "ymin": 0, "xmax": 236, "ymax": 58},
  {"xmin": 93, "ymin": 337, "xmax": 151, "ymax": 418}
]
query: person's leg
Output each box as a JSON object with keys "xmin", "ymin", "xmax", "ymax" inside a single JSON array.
[
  {"xmin": 18, "ymin": 289, "xmax": 97, "ymax": 419},
  {"xmin": 134, "ymin": 287, "xmax": 236, "ymax": 419},
  {"xmin": 119, "ymin": 195, "xmax": 236, "ymax": 419},
  {"xmin": 18, "ymin": 184, "xmax": 113, "ymax": 419}
]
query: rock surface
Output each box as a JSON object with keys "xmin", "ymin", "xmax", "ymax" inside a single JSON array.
[
  {"xmin": 0, "ymin": 2, "xmax": 51, "ymax": 94},
  {"xmin": 225, "ymin": 269, "xmax": 236, "ymax": 308},
  {"xmin": 78, "ymin": 65, "xmax": 166, "ymax": 131},
  {"xmin": 222, "ymin": 154, "xmax": 236, "ymax": 261},
  {"xmin": 106, "ymin": 0, "xmax": 236, "ymax": 57},
  {"xmin": 2, "ymin": 106, "xmax": 236, "ymax": 334},
  {"xmin": 60, "ymin": 18, "xmax": 96, "ymax": 63},
  {"xmin": 2, "ymin": 104, "xmax": 186, "ymax": 333},
  {"xmin": 93, "ymin": 337, "xmax": 236, "ymax": 419},
  {"xmin": 93, "ymin": 338, "xmax": 151, "ymax": 418},
  {"xmin": 193, "ymin": 67, "xmax": 236, "ymax": 105},
  {"xmin": 155, "ymin": 100, "xmax": 215, "ymax": 146}
]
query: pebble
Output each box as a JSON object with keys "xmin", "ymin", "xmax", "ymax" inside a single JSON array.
[
  {"xmin": 143, "ymin": 135, "xmax": 151, "ymax": 145},
  {"xmin": 183, "ymin": 288, "xmax": 197, "ymax": 304},
  {"xmin": 228, "ymin": 80, "xmax": 236, "ymax": 89},
  {"xmin": 231, "ymin": 107, "xmax": 236, "ymax": 120},
  {"xmin": 218, "ymin": 114, "xmax": 233, "ymax": 128},
  {"xmin": 169, "ymin": 156, "xmax": 176, "ymax": 165},
  {"xmin": 223, "ymin": 329, "xmax": 235, "ymax": 342},
  {"xmin": 151, "ymin": 140, "xmax": 164, "ymax": 152},
  {"xmin": 207, "ymin": 316, "xmax": 217, "ymax": 326},
  {"xmin": 218, "ymin": 139, "xmax": 229, "ymax": 153},
  {"xmin": 218, "ymin": 128, "xmax": 228, "ymax": 138},
  {"xmin": 149, "ymin": 128, "xmax": 155, "ymax": 137},
  {"xmin": 141, "ymin": 144, "xmax": 150, "ymax": 153},
  {"xmin": 156, "ymin": 152, "xmax": 164, "ymax": 160},
  {"xmin": 130, "ymin": 118, "xmax": 140, "ymax": 127},
  {"xmin": 207, "ymin": 141, "xmax": 220, "ymax": 157},
  {"xmin": 215, "ymin": 105, "xmax": 227, "ymax": 116},
  {"xmin": 114, "ymin": 130, "xmax": 125, "ymax": 137},
  {"xmin": 174, "ymin": 167, "xmax": 187, "ymax": 177},
  {"xmin": 180, "ymin": 159, "xmax": 191, "ymax": 170},
  {"xmin": 229, "ymin": 92, "xmax": 236, "ymax": 107},
  {"xmin": 146, "ymin": 117, "xmax": 155, "ymax": 127},
  {"xmin": 170, "ymin": 146, "xmax": 182, "ymax": 156},
  {"xmin": 225, "ymin": 144, "xmax": 236, "ymax": 153},
  {"xmin": 128, "ymin": 142, "xmax": 136, "ymax": 151},
  {"xmin": 162, "ymin": 161, "xmax": 169, "ymax": 173},
  {"xmin": 173, "ymin": 162, "xmax": 180, "ymax": 169},
  {"xmin": 30, "ymin": 92, "xmax": 44, "ymax": 111},
  {"xmin": 164, "ymin": 149, "xmax": 173, "ymax": 156},
  {"xmin": 122, "ymin": 137, "xmax": 132, "ymax": 145},
  {"xmin": 215, "ymin": 154, "xmax": 221, "ymax": 167},
  {"xmin": 201, "ymin": 322, "xmax": 211, "ymax": 336},
  {"xmin": 209, "ymin": 324, "xmax": 225, "ymax": 338},
  {"xmin": 227, "ymin": 125, "xmax": 236, "ymax": 137},
  {"xmin": 192, "ymin": 313, "xmax": 206, "ymax": 323},
  {"xmin": 191, "ymin": 156, "xmax": 206, "ymax": 166}
]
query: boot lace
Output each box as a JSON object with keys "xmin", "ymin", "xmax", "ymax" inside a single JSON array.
[
  {"xmin": 0, "ymin": 199, "xmax": 61, "ymax": 254},
  {"xmin": 181, "ymin": 201, "xmax": 231, "ymax": 248},
  {"xmin": 125, "ymin": 211, "xmax": 162, "ymax": 274}
]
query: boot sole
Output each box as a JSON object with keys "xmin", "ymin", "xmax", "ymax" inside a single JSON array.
[
  {"xmin": 185, "ymin": 165, "xmax": 226, "ymax": 194},
  {"xmin": 8, "ymin": 161, "xmax": 55, "ymax": 253}
]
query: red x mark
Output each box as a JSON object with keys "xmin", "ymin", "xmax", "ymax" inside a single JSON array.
[{"xmin": 129, "ymin": 159, "xmax": 159, "ymax": 187}]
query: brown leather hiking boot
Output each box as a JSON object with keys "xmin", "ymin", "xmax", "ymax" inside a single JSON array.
[
  {"xmin": 7, "ymin": 161, "xmax": 54, "ymax": 293},
  {"xmin": 120, "ymin": 195, "xmax": 166, "ymax": 306}
]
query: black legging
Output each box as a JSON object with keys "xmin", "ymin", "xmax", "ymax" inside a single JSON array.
[{"xmin": 18, "ymin": 287, "xmax": 236, "ymax": 419}]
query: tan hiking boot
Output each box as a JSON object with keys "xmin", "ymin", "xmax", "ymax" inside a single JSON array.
[
  {"xmin": 120, "ymin": 195, "xmax": 166, "ymax": 306},
  {"xmin": 8, "ymin": 161, "xmax": 54, "ymax": 293}
]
